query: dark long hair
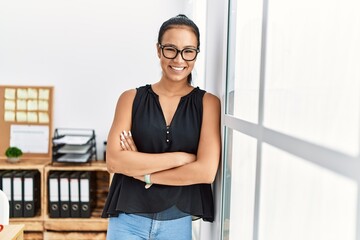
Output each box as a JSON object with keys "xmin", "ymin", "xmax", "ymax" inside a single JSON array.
[{"xmin": 157, "ymin": 14, "xmax": 200, "ymax": 84}]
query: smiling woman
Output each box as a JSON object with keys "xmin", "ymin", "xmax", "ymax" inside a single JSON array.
[{"xmin": 102, "ymin": 14, "xmax": 221, "ymax": 240}]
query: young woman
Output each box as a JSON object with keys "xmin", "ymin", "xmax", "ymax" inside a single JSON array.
[{"xmin": 102, "ymin": 14, "xmax": 221, "ymax": 240}]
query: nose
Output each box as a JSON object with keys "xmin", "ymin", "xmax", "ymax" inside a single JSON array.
[{"xmin": 173, "ymin": 51, "xmax": 185, "ymax": 62}]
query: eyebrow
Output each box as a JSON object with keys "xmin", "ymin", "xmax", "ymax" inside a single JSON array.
[{"xmin": 161, "ymin": 43, "xmax": 198, "ymax": 49}]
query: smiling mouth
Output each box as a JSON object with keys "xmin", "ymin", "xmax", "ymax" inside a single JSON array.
[{"xmin": 171, "ymin": 66, "xmax": 185, "ymax": 71}]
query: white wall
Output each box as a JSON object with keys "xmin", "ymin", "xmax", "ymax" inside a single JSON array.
[{"xmin": 0, "ymin": 0, "xmax": 191, "ymax": 158}]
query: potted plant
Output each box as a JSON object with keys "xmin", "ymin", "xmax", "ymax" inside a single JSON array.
[{"xmin": 5, "ymin": 146, "xmax": 23, "ymax": 163}]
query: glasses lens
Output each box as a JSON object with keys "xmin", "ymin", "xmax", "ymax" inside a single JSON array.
[
  {"xmin": 163, "ymin": 46, "xmax": 178, "ymax": 59},
  {"xmin": 182, "ymin": 48, "xmax": 197, "ymax": 61}
]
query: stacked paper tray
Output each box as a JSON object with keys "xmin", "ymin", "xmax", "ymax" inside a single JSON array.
[{"xmin": 52, "ymin": 128, "xmax": 97, "ymax": 164}]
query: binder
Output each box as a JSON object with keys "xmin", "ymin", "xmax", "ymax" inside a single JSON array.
[
  {"xmin": 23, "ymin": 170, "xmax": 40, "ymax": 217},
  {"xmin": 59, "ymin": 172, "xmax": 71, "ymax": 217},
  {"xmin": 0, "ymin": 170, "xmax": 11, "ymax": 190},
  {"xmin": 69, "ymin": 171, "xmax": 81, "ymax": 218},
  {"xmin": 0, "ymin": 170, "xmax": 12, "ymax": 219},
  {"xmin": 48, "ymin": 171, "xmax": 60, "ymax": 218},
  {"xmin": 13, "ymin": 171, "xmax": 24, "ymax": 218},
  {"xmin": 0, "ymin": 170, "xmax": 3, "ymax": 189},
  {"xmin": 79, "ymin": 171, "xmax": 92, "ymax": 218},
  {"xmin": 2, "ymin": 171, "xmax": 14, "ymax": 218}
]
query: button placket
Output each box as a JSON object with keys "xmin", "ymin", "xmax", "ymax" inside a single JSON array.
[{"xmin": 166, "ymin": 126, "xmax": 170, "ymax": 143}]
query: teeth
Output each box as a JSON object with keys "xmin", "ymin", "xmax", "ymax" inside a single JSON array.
[{"xmin": 171, "ymin": 66, "xmax": 185, "ymax": 71}]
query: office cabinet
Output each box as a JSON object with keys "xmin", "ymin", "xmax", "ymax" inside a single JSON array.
[{"xmin": 0, "ymin": 159, "xmax": 109, "ymax": 240}]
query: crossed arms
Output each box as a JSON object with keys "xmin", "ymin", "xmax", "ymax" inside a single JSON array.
[{"xmin": 106, "ymin": 89, "xmax": 221, "ymax": 186}]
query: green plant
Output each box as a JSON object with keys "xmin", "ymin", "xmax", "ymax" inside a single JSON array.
[{"xmin": 5, "ymin": 146, "xmax": 23, "ymax": 158}]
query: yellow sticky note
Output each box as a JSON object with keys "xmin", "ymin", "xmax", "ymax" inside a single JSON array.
[
  {"xmin": 17, "ymin": 99, "xmax": 27, "ymax": 110},
  {"xmin": 27, "ymin": 112, "xmax": 38, "ymax": 123},
  {"xmin": 39, "ymin": 112, "xmax": 49, "ymax": 123},
  {"xmin": 28, "ymin": 88, "xmax": 38, "ymax": 99},
  {"xmin": 16, "ymin": 111, "xmax": 27, "ymax": 122},
  {"xmin": 17, "ymin": 88, "xmax": 28, "ymax": 99},
  {"xmin": 38, "ymin": 100, "xmax": 49, "ymax": 111},
  {"xmin": 39, "ymin": 89, "xmax": 50, "ymax": 100},
  {"xmin": 5, "ymin": 100, "xmax": 16, "ymax": 110},
  {"xmin": 27, "ymin": 100, "xmax": 38, "ymax": 111},
  {"xmin": 5, "ymin": 88, "xmax": 16, "ymax": 99},
  {"xmin": 4, "ymin": 111, "xmax": 15, "ymax": 121}
]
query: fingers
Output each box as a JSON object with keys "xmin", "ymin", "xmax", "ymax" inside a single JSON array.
[
  {"xmin": 120, "ymin": 130, "xmax": 138, "ymax": 151},
  {"xmin": 120, "ymin": 138, "xmax": 126, "ymax": 150},
  {"xmin": 126, "ymin": 131, "xmax": 138, "ymax": 151}
]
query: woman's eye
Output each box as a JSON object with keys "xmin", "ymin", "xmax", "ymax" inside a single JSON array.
[
  {"xmin": 184, "ymin": 49, "xmax": 195, "ymax": 54},
  {"xmin": 164, "ymin": 47, "xmax": 176, "ymax": 53}
]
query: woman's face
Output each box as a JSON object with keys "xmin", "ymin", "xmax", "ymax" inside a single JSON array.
[{"xmin": 157, "ymin": 26, "xmax": 198, "ymax": 83}]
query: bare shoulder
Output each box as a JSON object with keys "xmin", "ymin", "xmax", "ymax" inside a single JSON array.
[
  {"xmin": 203, "ymin": 92, "xmax": 221, "ymax": 110},
  {"xmin": 116, "ymin": 88, "xmax": 137, "ymax": 106},
  {"xmin": 111, "ymin": 88, "xmax": 137, "ymax": 130},
  {"xmin": 119, "ymin": 88, "xmax": 137, "ymax": 100}
]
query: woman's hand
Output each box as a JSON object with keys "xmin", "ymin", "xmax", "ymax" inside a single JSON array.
[
  {"xmin": 120, "ymin": 130, "xmax": 137, "ymax": 152},
  {"xmin": 120, "ymin": 130, "xmax": 152, "ymax": 188}
]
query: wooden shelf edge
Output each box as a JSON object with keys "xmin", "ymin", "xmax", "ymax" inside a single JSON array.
[
  {"xmin": 10, "ymin": 219, "xmax": 44, "ymax": 231},
  {"xmin": 44, "ymin": 231, "xmax": 106, "ymax": 240},
  {"xmin": 44, "ymin": 218, "xmax": 108, "ymax": 231}
]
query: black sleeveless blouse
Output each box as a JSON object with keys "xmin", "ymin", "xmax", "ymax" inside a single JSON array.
[{"xmin": 101, "ymin": 85, "xmax": 214, "ymax": 222}]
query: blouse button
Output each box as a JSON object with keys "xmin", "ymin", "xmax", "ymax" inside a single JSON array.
[
  {"xmin": 166, "ymin": 139, "xmax": 170, "ymax": 143},
  {"xmin": 166, "ymin": 131, "xmax": 169, "ymax": 134}
]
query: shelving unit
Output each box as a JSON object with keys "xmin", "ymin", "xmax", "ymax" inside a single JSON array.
[
  {"xmin": 0, "ymin": 86, "xmax": 109, "ymax": 239},
  {"xmin": 43, "ymin": 161, "xmax": 109, "ymax": 239},
  {"xmin": 0, "ymin": 159, "xmax": 109, "ymax": 240},
  {"xmin": 0, "ymin": 158, "xmax": 48, "ymax": 239}
]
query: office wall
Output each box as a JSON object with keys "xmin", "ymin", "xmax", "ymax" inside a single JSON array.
[{"xmin": 0, "ymin": 0, "xmax": 192, "ymax": 158}]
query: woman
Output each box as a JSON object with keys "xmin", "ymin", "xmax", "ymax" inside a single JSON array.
[{"xmin": 102, "ymin": 14, "xmax": 221, "ymax": 240}]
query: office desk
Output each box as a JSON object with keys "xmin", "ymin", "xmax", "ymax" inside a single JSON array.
[{"xmin": 0, "ymin": 224, "xmax": 25, "ymax": 240}]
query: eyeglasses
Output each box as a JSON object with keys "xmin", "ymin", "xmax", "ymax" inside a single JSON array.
[{"xmin": 159, "ymin": 44, "xmax": 200, "ymax": 61}]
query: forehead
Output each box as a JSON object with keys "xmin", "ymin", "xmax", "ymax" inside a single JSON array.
[{"xmin": 161, "ymin": 26, "xmax": 198, "ymax": 46}]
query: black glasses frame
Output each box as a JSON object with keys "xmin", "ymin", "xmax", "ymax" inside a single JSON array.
[{"xmin": 159, "ymin": 44, "xmax": 200, "ymax": 61}]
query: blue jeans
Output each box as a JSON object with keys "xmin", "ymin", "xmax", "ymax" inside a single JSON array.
[{"xmin": 107, "ymin": 213, "xmax": 192, "ymax": 240}]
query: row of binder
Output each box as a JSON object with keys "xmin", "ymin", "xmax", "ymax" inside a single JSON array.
[
  {"xmin": 48, "ymin": 171, "xmax": 94, "ymax": 218},
  {"xmin": 0, "ymin": 170, "xmax": 40, "ymax": 218}
]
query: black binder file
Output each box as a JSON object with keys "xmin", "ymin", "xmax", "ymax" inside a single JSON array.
[
  {"xmin": 13, "ymin": 171, "xmax": 25, "ymax": 218},
  {"xmin": 69, "ymin": 171, "xmax": 81, "ymax": 218},
  {"xmin": 0, "ymin": 170, "xmax": 12, "ymax": 191},
  {"xmin": 2, "ymin": 171, "xmax": 14, "ymax": 218},
  {"xmin": 80, "ymin": 171, "xmax": 91, "ymax": 218},
  {"xmin": 48, "ymin": 172, "xmax": 60, "ymax": 218},
  {"xmin": 59, "ymin": 172, "xmax": 71, "ymax": 217},
  {"xmin": 24, "ymin": 170, "xmax": 40, "ymax": 217}
]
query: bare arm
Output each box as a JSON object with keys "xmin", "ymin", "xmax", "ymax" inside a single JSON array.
[
  {"xmin": 134, "ymin": 93, "xmax": 221, "ymax": 185},
  {"xmin": 106, "ymin": 89, "xmax": 195, "ymax": 176}
]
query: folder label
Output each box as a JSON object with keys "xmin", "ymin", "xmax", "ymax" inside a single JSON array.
[
  {"xmin": 24, "ymin": 178, "xmax": 34, "ymax": 201},
  {"xmin": 2, "ymin": 178, "xmax": 12, "ymax": 200},
  {"xmin": 80, "ymin": 178, "xmax": 89, "ymax": 202},
  {"xmin": 60, "ymin": 177, "xmax": 69, "ymax": 201},
  {"xmin": 13, "ymin": 177, "xmax": 22, "ymax": 201},
  {"xmin": 70, "ymin": 179, "xmax": 79, "ymax": 202},
  {"xmin": 49, "ymin": 178, "xmax": 59, "ymax": 201}
]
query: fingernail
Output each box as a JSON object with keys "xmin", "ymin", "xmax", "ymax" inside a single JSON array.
[
  {"xmin": 123, "ymin": 131, "xmax": 128, "ymax": 137},
  {"xmin": 128, "ymin": 131, "xmax": 132, "ymax": 137},
  {"xmin": 120, "ymin": 133, "xmax": 125, "ymax": 140},
  {"xmin": 121, "ymin": 140, "xmax": 125, "ymax": 147}
]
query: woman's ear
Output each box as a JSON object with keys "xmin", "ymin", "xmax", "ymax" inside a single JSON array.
[{"xmin": 156, "ymin": 43, "xmax": 161, "ymax": 58}]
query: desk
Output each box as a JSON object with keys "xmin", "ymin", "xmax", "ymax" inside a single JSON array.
[{"xmin": 0, "ymin": 224, "xmax": 25, "ymax": 240}]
